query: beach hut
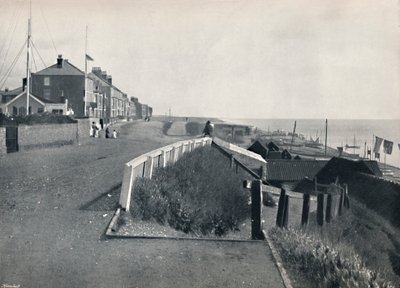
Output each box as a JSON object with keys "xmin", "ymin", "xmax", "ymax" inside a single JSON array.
[
  {"xmin": 247, "ymin": 140, "xmax": 268, "ymax": 160},
  {"xmin": 267, "ymin": 141, "xmax": 280, "ymax": 152}
]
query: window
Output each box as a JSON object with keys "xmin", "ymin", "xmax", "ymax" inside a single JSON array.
[
  {"xmin": 18, "ymin": 106, "xmax": 26, "ymax": 115},
  {"xmin": 44, "ymin": 88, "xmax": 51, "ymax": 100},
  {"xmin": 38, "ymin": 107, "xmax": 44, "ymax": 113},
  {"xmin": 44, "ymin": 77, "xmax": 50, "ymax": 86},
  {"xmin": 52, "ymin": 109, "xmax": 63, "ymax": 115}
]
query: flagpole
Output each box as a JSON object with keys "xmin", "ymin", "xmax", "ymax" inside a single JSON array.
[
  {"xmin": 372, "ymin": 134, "xmax": 375, "ymax": 160},
  {"xmin": 26, "ymin": 1, "xmax": 32, "ymax": 115},
  {"xmin": 84, "ymin": 25, "xmax": 88, "ymax": 117},
  {"xmin": 324, "ymin": 119, "xmax": 328, "ymax": 156}
]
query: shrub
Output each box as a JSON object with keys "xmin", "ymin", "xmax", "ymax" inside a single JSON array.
[
  {"xmin": 162, "ymin": 121, "xmax": 173, "ymax": 135},
  {"xmin": 130, "ymin": 146, "xmax": 250, "ymax": 236},
  {"xmin": 185, "ymin": 122, "xmax": 202, "ymax": 136}
]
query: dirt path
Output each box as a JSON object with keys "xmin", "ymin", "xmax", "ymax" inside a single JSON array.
[
  {"xmin": 0, "ymin": 120, "xmax": 285, "ymax": 288},
  {"xmin": 167, "ymin": 121, "xmax": 188, "ymax": 136}
]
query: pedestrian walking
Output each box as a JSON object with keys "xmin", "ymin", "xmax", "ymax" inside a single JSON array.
[
  {"xmin": 105, "ymin": 127, "xmax": 110, "ymax": 139},
  {"xmin": 202, "ymin": 120, "xmax": 214, "ymax": 137},
  {"xmin": 112, "ymin": 129, "xmax": 118, "ymax": 139},
  {"xmin": 91, "ymin": 122, "xmax": 98, "ymax": 137}
]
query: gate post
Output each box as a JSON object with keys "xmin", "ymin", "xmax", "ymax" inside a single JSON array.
[
  {"xmin": 251, "ymin": 180, "xmax": 263, "ymax": 240},
  {"xmin": 301, "ymin": 193, "xmax": 310, "ymax": 226},
  {"xmin": 317, "ymin": 193, "xmax": 324, "ymax": 226},
  {"xmin": 326, "ymin": 194, "xmax": 332, "ymax": 223},
  {"xmin": 276, "ymin": 189, "xmax": 286, "ymax": 228},
  {"xmin": 119, "ymin": 165, "xmax": 135, "ymax": 211}
]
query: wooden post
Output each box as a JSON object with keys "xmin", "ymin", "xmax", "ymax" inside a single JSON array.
[
  {"xmin": 314, "ymin": 177, "xmax": 318, "ymax": 193},
  {"xmin": 251, "ymin": 180, "xmax": 263, "ymax": 240},
  {"xmin": 276, "ymin": 189, "xmax": 286, "ymax": 228},
  {"xmin": 344, "ymin": 184, "xmax": 350, "ymax": 209},
  {"xmin": 326, "ymin": 194, "xmax": 332, "ymax": 223},
  {"xmin": 230, "ymin": 154, "xmax": 234, "ymax": 169},
  {"xmin": 317, "ymin": 193, "xmax": 324, "ymax": 226},
  {"xmin": 259, "ymin": 165, "xmax": 264, "ymax": 179},
  {"xmin": 301, "ymin": 193, "xmax": 310, "ymax": 226},
  {"xmin": 170, "ymin": 147, "xmax": 176, "ymax": 163},
  {"xmin": 144, "ymin": 156, "xmax": 154, "ymax": 179},
  {"xmin": 118, "ymin": 165, "xmax": 135, "ymax": 211},
  {"xmin": 161, "ymin": 150, "xmax": 167, "ymax": 168},
  {"xmin": 283, "ymin": 195, "xmax": 289, "ymax": 228},
  {"xmin": 338, "ymin": 189, "xmax": 344, "ymax": 216}
]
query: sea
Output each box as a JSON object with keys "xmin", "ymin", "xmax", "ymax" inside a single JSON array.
[{"xmin": 221, "ymin": 118, "xmax": 400, "ymax": 168}]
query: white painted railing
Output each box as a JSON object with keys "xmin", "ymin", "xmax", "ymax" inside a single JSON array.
[{"xmin": 119, "ymin": 137, "xmax": 213, "ymax": 210}]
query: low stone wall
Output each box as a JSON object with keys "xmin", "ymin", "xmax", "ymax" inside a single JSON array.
[
  {"xmin": 0, "ymin": 127, "xmax": 6, "ymax": 155},
  {"xmin": 76, "ymin": 118, "xmax": 91, "ymax": 141},
  {"xmin": 18, "ymin": 123, "xmax": 78, "ymax": 151}
]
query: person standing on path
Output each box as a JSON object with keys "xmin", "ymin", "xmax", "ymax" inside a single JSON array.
[{"xmin": 202, "ymin": 120, "xmax": 214, "ymax": 137}]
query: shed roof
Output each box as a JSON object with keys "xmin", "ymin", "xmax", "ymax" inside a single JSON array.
[
  {"xmin": 266, "ymin": 159, "xmax": 328, "ymax": 182},
  {"xmin": 314, "ymin": 157, "xmax": 381, "ymax": 184},
  {"xmin": 247, "ymin": 140, "xmax": 268, "ymax": 159}
]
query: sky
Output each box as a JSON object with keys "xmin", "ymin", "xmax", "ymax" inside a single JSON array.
[{"xmin": 0, "ymin": 0, "xmax": 399, "ymax": 119}]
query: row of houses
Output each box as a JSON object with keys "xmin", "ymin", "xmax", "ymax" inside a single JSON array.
[{"xmin": 0, "ymin": 55, "xmax": 152, "ymax": 124}]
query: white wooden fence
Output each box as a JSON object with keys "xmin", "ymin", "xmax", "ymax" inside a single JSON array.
[{"xmin": 119, "ymin": 137, "xmax": 213, "ymax": 210}]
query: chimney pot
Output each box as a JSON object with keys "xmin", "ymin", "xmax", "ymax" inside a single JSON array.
[{"xmin": 57, "ymin": 55, "xmax": 63, "ymax": 68}]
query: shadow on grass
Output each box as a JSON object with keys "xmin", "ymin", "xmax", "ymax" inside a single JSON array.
[{"xmin": 79, "ymin": 183, "xmax": 121, "ymax": 211}]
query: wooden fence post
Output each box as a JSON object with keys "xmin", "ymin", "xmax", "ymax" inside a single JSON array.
[
  {"xmin": 230, "ymin": 154, "xmax": 234, "ymax": 169},
  {"xmin": 338, "ymin": 189, "xmax": 344, "ymax": 216},
  {"xmin": 314, "ymin": 177, "xmax": 318, "ymax": 193},
  {"xmin": 301, "ymin": 193, "xmax": 310, "ymax": 226},
  {"xmin": 251, "ymin": 180, "xmax": 263, "ymax": 240},
  {"xmin": 283, "ymin": 195, "xmax": 289, "ymax": 228},
  {"xmin": 317, "ymin": 193, "xmax": 324, "ymax": 226},
  {"xmin": 119, "ymin": 165, "xmax": 135, "ymax": 211},
  {"xmin": 326, "ymin": 194, "xmax": 332, "ymax": 223},
  {"xmin": 170, "ymin": 147, "xmax": 176, "ymax": 163},
  {"xmin": 344, "ymin": 184, "xmax": 350, "ymax": 209},
  {"xmin": 161, "ymin": 150, "xmax": 167, "ymax": 168},
  {"xmin": 276, "ymin": 189, "xmax": 286, "ymax": 228},
  {"xmin": 144, "ymin": 156, "xmax": 154, "ymax": 179}
]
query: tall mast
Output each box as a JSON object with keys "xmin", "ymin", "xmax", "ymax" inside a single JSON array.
[
  {"xmin": 26, "ymin": 1, "xmax": 32, "ymax": 115},
  {"xmin": 289, "ymin": 120, "xmax": 296, "ymax": 152},
  {"xmin": 84, "ymin": 25, "xmax": 88, "ymax": 116},
  {"xmin": 324, "ymin": 119, "xmax": 328, "ymax": 156}
]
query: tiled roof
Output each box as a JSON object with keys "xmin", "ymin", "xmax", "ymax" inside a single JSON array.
[
  {"xmin": 314, "ymin": 157, "xmax": 380, "ymax": 184},
  {"xmin": 34, "ymin": 60, "xmax": 84, "ymax": 76},
  {"xmin": 266, "ymin": 159, "xmax": 328, "ymax": 181},
  {"xmin": 1, "ymin": 87, "xmax": 23, "ymax": 96},
  {"xmin": 247, "ymin": 140, "xmax": 268, "ymax": 159}
]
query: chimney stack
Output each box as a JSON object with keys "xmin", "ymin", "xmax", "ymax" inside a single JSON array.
[
  {"xmin": 57, "ymin": 55, "xmax": 63, "ymax": 68},
  {"xmin": 22, "ymin": 78, "xmax": 27, "ymax": 91},
  {"xmin": 101, "ymin": 71, "xmax": 107, "ymax": 80},
  {"xmin": 106, "ymin": 75, "xmax": 112, "ymax": 85}
]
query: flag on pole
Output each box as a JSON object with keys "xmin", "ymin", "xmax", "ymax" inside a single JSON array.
[
  {"xmin": 373, "ymin": 136, "xmax": 383, "ymax": 153},
  {"xmin": 86, "ymin": 54, "xmax": 94, "ymax": 61},
  {"xmin": 383, "ymin": 139, "xmax": 394, "ymax": 155}
]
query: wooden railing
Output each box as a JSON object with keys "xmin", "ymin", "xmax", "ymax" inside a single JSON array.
[{"xmin": 119, "ymin": 137, "xmax": 212, "ymax": 210}]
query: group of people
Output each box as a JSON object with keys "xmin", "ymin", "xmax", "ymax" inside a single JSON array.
[{"xmin": 91, "ymin": 122, "xmax": 117, "ymax": 139}]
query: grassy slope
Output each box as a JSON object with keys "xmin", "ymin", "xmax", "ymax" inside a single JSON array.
[{"xmin": 268, "ymin": 198, "xmax": 400, "ymax": 287}]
